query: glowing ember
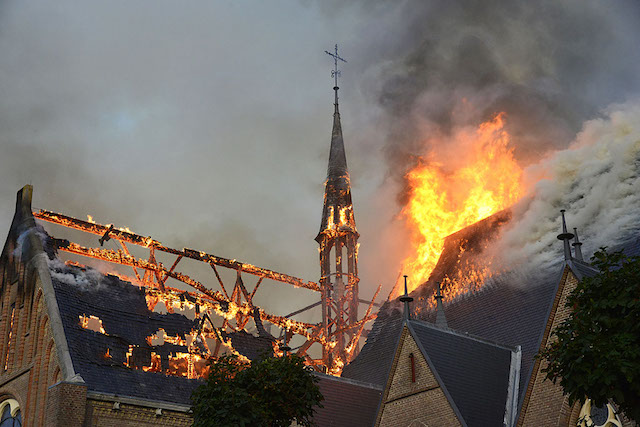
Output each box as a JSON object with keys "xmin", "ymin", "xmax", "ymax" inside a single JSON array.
[
  {"xmin": 398, "ymin": 113, "xmax": 523, "ymax": 295},
  {"xmin": 79, "ymin": 314, "xmax": 107, "ymax": 334}
]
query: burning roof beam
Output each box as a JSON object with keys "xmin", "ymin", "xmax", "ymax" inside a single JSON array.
[
  {"xmin": 35, "ymin": 209, "xmax": 320, "ymax": 292},
  {"xmin": 35, "ymin": 208, "xmax": 379, "ymax": 373}
]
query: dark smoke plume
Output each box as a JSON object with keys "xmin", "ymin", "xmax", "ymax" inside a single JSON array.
[{"xmin": 353, "ymin": 0, "xmax": 640, "ymax": 183}]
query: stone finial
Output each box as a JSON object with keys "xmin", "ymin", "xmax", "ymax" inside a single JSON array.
[
  {"xmin": 434, "ymin": 282, "xmax": 448, "ymax": 328},
  {"xmin": 572, "ymin": 227, "xmax": 584, "ymax": 262},
  {"xmin": 556, "ymin": 210, "xmax": 575, "ymax": 261},
  {"xmin": 399, "ymin": 275, "xmax": 414, "ymax": 320}
]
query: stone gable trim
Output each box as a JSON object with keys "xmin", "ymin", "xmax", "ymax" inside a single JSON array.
[
  {"xmin": 516, "ymin": 265, "xmax": 572, "ymax": 426},
  {"xmin": 409, "ymin": 319, "xmax": 519, "ymax": 353},
  {"xmin": 375, "ymin": 323, "xmax": 467, "ymax": 426},
  {"xmin": 372, "ymin": 318, "xmax": 406, "ymax": 425},
  {"xmin": 313, "ymin": 372, "xmax": 383, "ymax": 391},
  {"xmin": 374, "ymin": 326, "xmax": 408, "ymax": 427},
  {"xmin": 407, "ymin": 322, "xmax": 467, "ymax": 427},
  {"xmin": 6, "ymin": 186, "xmax": 81, "ymax": 384},
  {"xmin": 505, "ymin": 345, "xmax": 521, "ymax": 426}
]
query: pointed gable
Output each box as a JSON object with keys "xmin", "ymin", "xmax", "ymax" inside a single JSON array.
[
  {"xmin": 377, "ymin": 325, "xmax": 464, "ymax": 427},
  {"xmin": 408, "ymin": 321, "xmax": 519, "ymax": 426}
]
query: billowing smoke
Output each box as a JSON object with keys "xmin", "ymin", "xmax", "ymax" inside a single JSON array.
[
  {"xmin": 357, "ymin": 0, "xmax": 640, "ymax": 186},
  {"xmin": 496, "ymin": 101, "xmax": 640, "ymax": 272},
  {"xmin": 350, "ymin": 0, "xmax": 640, "ymax": 290}
]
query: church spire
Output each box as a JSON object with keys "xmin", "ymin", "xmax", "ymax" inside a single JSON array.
[
  {"xmin": 317, "ymin": 44, "xmax": 355, "ymax": 239},
  {"xmin": 324, "ymin": 44, "xmax": 349, "ymax": 188},
  {"xmin": 317, "ymin": 45, "xmax": 360, "ymax": 372}
]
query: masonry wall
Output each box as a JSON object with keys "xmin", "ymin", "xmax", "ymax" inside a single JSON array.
[
  {"xmin": 519, "ymin": 269, "xmax": 635, "ymax": 427},
  {"xmin": 377, "ymin": 326, "xmax": 461, "ymax": 427},
  {"xmin": 0, "ymin": 232, "xmax": 71, "ymax": 426},
  {"xmin": 519, "ymin": 268, "xmax": 577, "ymax": 427},
  {"xmin": 84, "ymin": 400, "xmax": 192, "ymax": 427}
]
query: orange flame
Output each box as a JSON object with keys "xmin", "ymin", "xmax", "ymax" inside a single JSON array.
[
  {"xmin": 79, "ymin": 314, "xmax": 107, "ymax": 335},
  {"xmin": 398, "ymin": 113, "xmax": 522, "ymax": 295}
]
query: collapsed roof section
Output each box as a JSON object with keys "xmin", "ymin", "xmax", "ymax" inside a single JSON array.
[
  {"xmin": 1, "ymin": 185, "xmax": 383, "ymax": 420},
  {"xmin": 31, "ymin": 197, "xmax": 378, "ymax": 375}
]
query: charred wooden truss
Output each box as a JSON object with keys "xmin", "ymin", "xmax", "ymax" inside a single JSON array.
[{"xmin": 34, "ymin": 209, "xmax": 378, "ymax": 375}]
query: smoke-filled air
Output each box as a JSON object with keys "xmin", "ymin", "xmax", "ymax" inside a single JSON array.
[
  {"xmin": 2, "ymin": 0, "xmax": 640, "ymax": 306},
  {"xmin": 357, "ymin": 0, "xmax": 640, "ymax": 295}
]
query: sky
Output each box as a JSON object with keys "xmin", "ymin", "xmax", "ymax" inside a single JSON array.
[{"xmin": 2, "ymin": 0, "xmax": 640, "ymax": 319}]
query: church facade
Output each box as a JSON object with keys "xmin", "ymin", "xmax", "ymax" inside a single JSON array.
[
  {"xmin": 1, "ymin": 76, "xmax": 637, "ymax": 425},
  {"xmin": 343, "ymin": 211, "xmax": 639, "ymax": 426}
]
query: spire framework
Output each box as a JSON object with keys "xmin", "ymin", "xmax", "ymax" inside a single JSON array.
[{"xmin": 316, "ymin": 45, "xmax": 365, "ymax": 374}]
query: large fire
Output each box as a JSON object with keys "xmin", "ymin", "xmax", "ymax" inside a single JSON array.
[{"xmin": 397, "ymin": 113, "xmax": 523, "ymax": 295}]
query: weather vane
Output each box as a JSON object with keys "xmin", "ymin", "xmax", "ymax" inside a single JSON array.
[{"xmin": 325, "ymin": 44, "xmax": 347, "ymax": 89}]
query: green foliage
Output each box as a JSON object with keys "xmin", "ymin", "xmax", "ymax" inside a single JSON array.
[
  {"xmin": 191, "ymin": 353, "xmax": 324, "ymax": 427},
  {"xmin": 539, "ymin": 248, "xmax": 640, "ymax": 421}
]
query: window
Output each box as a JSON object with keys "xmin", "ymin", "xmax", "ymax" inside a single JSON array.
[
  {"xmin": 578, "ymin": 399, "xmax": 622, "ymax": 427},
  {"xmin": 409, "ymin": 353, "xmax": 415, "ymax": 383},
  {"xmin": 0, "ymin": 399, "xmax": 21, "ymax": 427}
]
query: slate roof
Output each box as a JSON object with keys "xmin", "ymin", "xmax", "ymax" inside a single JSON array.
[
  {"xmin": 312, "ymin": 374, "xmax": 382, "ymax": 427},
  {"xmin": 43, "ymin": 240, "xmax": 380, "ymax": 427},
  {"xmin": 408, "ymin": 320, "xmax": 516, "ymax": 426},
  {"xmin": 343, "ymin": 214, "xmax": 640, "ymax": 421},
  {"xmin": 51, "ymin": 270, "xmax": 200, "ymax": 405},
  {"xmin": 341, "ymin": 307, "xmax": 403, "ymax": 388},
  {"xmin": 46, "ymin": 241, "xmax": 274, "ymax": 406}
]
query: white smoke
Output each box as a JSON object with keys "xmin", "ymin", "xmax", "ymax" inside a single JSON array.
[
  {"xmin": 496, "ymin": 101, "xmax": 640, "ymax": 272},
  {"xmin": 47, "ymin": 255, "xmax": 106, "ymax": 291},
  {"xmin": 12, "ymin": 224, "xmax": 48, "ymax": 259}
]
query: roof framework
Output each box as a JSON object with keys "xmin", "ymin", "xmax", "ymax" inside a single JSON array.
[{"xmin": 34, "ymin": 209, "xmax": 378, "ymax": 373}]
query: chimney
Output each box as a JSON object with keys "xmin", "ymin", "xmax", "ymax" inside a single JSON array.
[{"xmin": 556, "ymin": 210, "xmax": 574, "ymax": 261}]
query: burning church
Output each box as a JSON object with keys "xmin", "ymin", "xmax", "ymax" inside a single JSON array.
[{"xmin": 1, "ymin": 50, "xmax": 640, "ymax": 425}]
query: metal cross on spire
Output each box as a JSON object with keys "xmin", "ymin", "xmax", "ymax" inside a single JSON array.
[{"xmin": 325, "ymin": 44, "xmax": 347, "ymax": 90}]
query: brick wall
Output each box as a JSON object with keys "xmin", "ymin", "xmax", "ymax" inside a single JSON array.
[
  {"xmin": 519, "ymin": 268, "xmax": 577, "ymax": 426},
  {"xmin": 46, "ymin": 382, "xmax": 88, "ymax": 427},
  {"xmin": 0, "ymin": 235, "xmax": 72, "ymax": 426},
  {"xmin": 84, "ymin": 399, "xmax": 192, "ymax": 426},
  {"xmin": 377, "ymin": 326, "xmax": 462, "ymax": 427}
]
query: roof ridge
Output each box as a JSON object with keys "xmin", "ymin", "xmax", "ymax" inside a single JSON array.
[
  {"xmin": 408, "ymin": 319, "xmax": 518, "ymax": 353},
  {"xmin": 315, "ymin": 372, "xmax": 383, "ymax": 390}
]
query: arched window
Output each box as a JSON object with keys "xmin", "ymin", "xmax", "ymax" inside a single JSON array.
[
  {"xmin": 577, "ymin": 399, "xmax": 621, "ymax": 427},
  {"xmin": 0, "ymin": 399, "xmax": 22, "ymax": 427}
]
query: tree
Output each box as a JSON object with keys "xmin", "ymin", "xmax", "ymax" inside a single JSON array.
[
  {"xmin": 539, "ymin": 248, "xmax": 640, "ymax": 421},
  {"xmin": 191, "ymin": 353, "xmax": 324, "ymax": 427}
]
